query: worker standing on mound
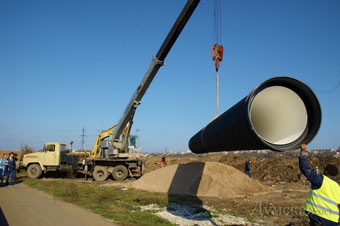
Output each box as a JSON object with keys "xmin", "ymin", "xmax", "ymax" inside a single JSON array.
[
  {"xmin": 299, "ymin": 144, "xmax": 340, "ymax": 226},
  {"xmin": 245, "ymin": 160, "xmax": 251, "ymax": 178}
]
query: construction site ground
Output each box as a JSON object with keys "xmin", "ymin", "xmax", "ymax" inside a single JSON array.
[
  {"xmin": 2, "ymin": 151, "xmax": 340, "ymax": 225},
  {"xmin": 137, "ymin": 152, "xmax": 340, "ymax": 225}
]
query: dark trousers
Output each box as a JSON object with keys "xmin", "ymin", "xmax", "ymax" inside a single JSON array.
[
  {"xmin": 245, "ymin": 170, "xmax": 252, "ymax": 178},
  {"xmin": 309, "ymin": 218, "xmax": 322, "ymax": 226},
  {"xmin": 6, "ymin": 170, "xmax": 15, "ymax": 185}
]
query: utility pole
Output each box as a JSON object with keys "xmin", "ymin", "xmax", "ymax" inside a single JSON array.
[
  {"xmin": 80, "ymin": 127, "xmax": 87, "ymax": 151},
  {"xmin": 69, "ymin": 141, "xmax": 73, "ymax": 152}
]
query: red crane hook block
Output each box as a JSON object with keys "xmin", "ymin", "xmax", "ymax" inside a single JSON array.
[{"xmin": 211, "ymin": 44, "xmax": 223, "ymax": 72}]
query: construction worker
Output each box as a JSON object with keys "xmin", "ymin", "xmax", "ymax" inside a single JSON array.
[
  {"xmin": 245, "ymin": 160, "xmax": 252, "ymax": 178},
  {"xmin": 0, "ymin": 154, "xmax": 8, "ymax": 186},
  {"xmin": 299, "ymin": 144, "xmax": 340, "ymax": 225},
  {"xmin": 160, "ymin": 156, "xmax": 167, "ymax": 168},
  {"xmin": 6, "ymin": 152, "xmax": 17, "ymax": 185}
]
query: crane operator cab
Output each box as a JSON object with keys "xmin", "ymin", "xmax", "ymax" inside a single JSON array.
[
  {"xmin": 101, "ymin": 135, "xmax": 140, "ymax": 159},
  {"xmin": 128, "ymin": 134, "xmax": 140, "ymax": 157}
]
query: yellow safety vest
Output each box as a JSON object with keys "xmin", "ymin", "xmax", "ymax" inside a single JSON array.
[{"xmin": 305, "ymin": 175, "xmax": 340, "ymax": 223}]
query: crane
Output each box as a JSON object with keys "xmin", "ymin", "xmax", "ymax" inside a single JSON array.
[
  {"xmin": 88, "ymin": 0, "xmax": 200, "ymax": 159},
  {"xmin": 22, "ymin": 0, "xmax": 201, "ymax": 182}
]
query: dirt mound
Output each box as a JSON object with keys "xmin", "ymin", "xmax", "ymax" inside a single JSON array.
[
  {"xmin": 218, "ymin": 155, "xmax": 303, "ymax": 183},
  {"xmin": 218, "ymin": 155, "xmax": 340, "ymax": 183},
  {"xmin": 130, "ymin": 162, "xmax": 272, "ymax": 198}
]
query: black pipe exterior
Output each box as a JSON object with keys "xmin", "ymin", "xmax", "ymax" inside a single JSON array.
[{"xmin": 189, "ymin": 77, "xmax": 322, "ymax": 153}]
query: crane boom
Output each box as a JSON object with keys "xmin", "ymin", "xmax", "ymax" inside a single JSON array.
[{"xmin": 113, "ymin": 0, "xmax": 200, "ymax": 142}]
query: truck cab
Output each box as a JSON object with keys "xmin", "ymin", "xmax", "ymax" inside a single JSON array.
[
  {"xmin": 23, "ymin": 142, "xmax": 77, "ymax": 179},
  {"xmin": 42, "ymin": 142, "xmax": 68, "ymax": 165}
]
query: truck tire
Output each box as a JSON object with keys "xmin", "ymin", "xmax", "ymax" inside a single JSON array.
[
  {"xmin": 27, "ymin": 164, "xmax": 42, "ymax": 179},
  {"xmin": 93, "ymin": 166, "xmax": 109, "ymax": 181},
  {"xmin": 112, "ymin": 165, "xmax": 128, "ymax": 181}
]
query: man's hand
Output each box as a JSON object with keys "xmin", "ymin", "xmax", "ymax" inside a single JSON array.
[{"xmin": 300, "ymin": 144, "xmax": 307, "ymax": 156}]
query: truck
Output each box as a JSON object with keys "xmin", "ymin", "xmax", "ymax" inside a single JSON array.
[
  {"xmin": 22, "ymin": 0, "xmax": 201, "ymax": 181},
  {"xmin": 23, "ymin": 141, "xmax": 143, "ymax": 181}
]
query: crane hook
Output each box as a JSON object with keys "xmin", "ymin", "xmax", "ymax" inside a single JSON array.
[{"xmin": 211, "ymin": 44, "xmax": 223, "ymax": 72}]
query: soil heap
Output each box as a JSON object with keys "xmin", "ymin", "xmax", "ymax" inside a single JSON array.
[{"xmin": 130, "ymin": 162, "xmax": 272, "ymax": 199}]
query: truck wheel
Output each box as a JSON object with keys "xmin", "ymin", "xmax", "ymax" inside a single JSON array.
[
  {"xmin": 112, "ymin": 165, "xmax": 128, "ymax": 181},
  {"xmin": 27, "ymin": 164, "xmax": 42, "ymax": 179},
  {"xmin": 93, "ymin": 166, "xmax": 109, "ymax": 181}
]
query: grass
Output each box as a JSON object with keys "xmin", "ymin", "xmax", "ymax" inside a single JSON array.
[
  {"xmin": 23, "ymin": 179, "xmax": 173, "ymax": 226},
  {"xmin": 19, "ymin": 176, "xmax": 258, "ymax": 225}
]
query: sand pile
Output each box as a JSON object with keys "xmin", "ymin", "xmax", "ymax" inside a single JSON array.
[{"xmin": 130, "ymin": 162, "xmax": 272, "ymax": 199}]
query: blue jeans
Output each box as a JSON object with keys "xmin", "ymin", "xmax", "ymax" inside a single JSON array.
[
  {"xmin": 6, "ymin": 170, "xmax": 16, "ymax": 185},
  {"xmin": 245, "ymin": 170, "xmax": 252, "ymax": 178}
]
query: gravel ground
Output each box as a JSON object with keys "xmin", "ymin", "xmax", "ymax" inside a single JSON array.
[{"xmin": 140, "ymin": 203, "xmax": 255, "ymax": 226}]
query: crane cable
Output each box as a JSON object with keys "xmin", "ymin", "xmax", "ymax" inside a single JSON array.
[
  {"xmin": 213, "ymin": 0, "xmax": 222, "ymax": 45},
  {"xmin": 211, "ymin": 0, "xmax": 223, "ymax": 117}
]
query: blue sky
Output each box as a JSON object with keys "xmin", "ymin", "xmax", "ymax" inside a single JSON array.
[{"xmin": 0, "ymin": 0, "xmax": 339, "ymax": 152}]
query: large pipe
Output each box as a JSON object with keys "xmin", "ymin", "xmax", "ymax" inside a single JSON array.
[{"xmin": 189, "ymin": 77, "xmax": 321, "ymax": 153}]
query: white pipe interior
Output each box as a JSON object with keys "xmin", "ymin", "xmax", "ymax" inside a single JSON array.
[{"xmin": 250, "ymin": 86, "xmax": 308, "ymax": 145}]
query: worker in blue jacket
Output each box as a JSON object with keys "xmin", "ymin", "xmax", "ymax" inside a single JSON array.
[
  {"xmin": 245, "ymin": 160, "xmax": 251, "ymax": 178},
  {"xmin": 6, "ymin": 152, "xmax": 17, "ymax": 185},
  {"xmin": 299, "ymin": 144, "xmax": 340, "ymax": 225}
]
